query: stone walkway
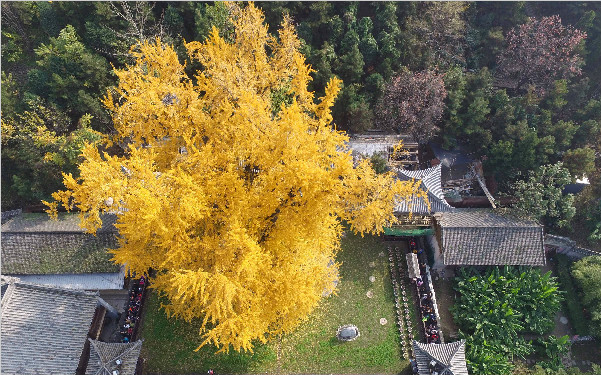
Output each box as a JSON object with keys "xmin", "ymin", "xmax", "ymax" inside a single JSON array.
[{"xmin": 99, "ymin": 289, "xmax": 130, "ymax": 342}]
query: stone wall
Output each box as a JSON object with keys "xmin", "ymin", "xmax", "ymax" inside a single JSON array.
[{"xmin": 545, "ymin": 234, "xmax": 600, "ymax": 259}]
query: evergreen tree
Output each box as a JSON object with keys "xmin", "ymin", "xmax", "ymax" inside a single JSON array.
[
  {"xmin": 512, "ymin": 162, "xmax": 575, "ymax": 228},
  {"xmin": 27, "ymin": 25, "xmax": 111, "ymax": 131}
]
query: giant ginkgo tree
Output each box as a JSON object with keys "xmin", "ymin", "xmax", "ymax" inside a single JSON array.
[{"xmin": 45, "ymin": 3, "xmax": 421, "ymax": 353}]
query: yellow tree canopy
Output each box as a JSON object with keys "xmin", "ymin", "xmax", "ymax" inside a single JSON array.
[{"xmin": 45, "ymin": 3, "xmax": 422, "ymax": 353}]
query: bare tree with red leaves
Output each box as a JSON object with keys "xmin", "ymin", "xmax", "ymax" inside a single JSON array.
[
  {"xmin": 375, "ymin": 69, "xmax": 447, "ymax": 144},
  {"xmin": 496, "ymin": 15, "xmax": 586, "ymax": 94}
]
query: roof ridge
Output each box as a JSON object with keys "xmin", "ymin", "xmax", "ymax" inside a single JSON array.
[
  {"xmin": 416, "ymin": 340, "xmax": 464, "ymax": 367},
  {"xmin": 88, "ymin": 339, "xmax": 105, "ymax": 375},
  {"xmin": 395, "ymin": 165, "xmax": 452, "ymax": 214},
  {"xmin": 1, "ymin": 281, "xmax": 17, "ymax": 312},
  {"xmin": 88, "ymin": 338, "xmax": 144, "ymax": 375},
  {"xmin": 1, "ymin": 212, "xmax": 118, "ymax": 233},
  {"xmin": 415, "ymin": 341, "xmax": 450, "ymax": 367},
  {"xmin": 12, "ymin": 281, "xmax": 100, "ymax": 298},
  {"xmin": 413, "ymin": 340, "xmax": 469, "ymax": 375},
  {"xmin": 444, "ymin": 225, "xmax": 541, "ymax": 228},
  {"xmin": 89, "ymin": 338, "xmax": 144, "ymax": 361},
  {"xmin": 446, "ymin": 340, "xmax": 465, "ymax": 363}
]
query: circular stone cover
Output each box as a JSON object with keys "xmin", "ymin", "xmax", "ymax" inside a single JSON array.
[
  {"xmin": 337, "ymin": 325, "xmax": 360, "ymax": 341},
  {"xmin": 560, "ymin": 316, "xmax": 569, "ymax": 325}
]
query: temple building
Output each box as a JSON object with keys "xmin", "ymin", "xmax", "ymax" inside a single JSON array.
[{"xmin": 347, "ymin": 135, "xmax": 545, "ymax": 267}]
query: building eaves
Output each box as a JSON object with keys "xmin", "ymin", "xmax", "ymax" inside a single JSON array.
[{"xmin": 1, "ymin": 279, "xmax": 99, "ymax": 375}]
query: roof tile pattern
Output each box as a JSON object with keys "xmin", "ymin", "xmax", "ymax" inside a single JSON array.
[
  {"xmin": 1, "ymin": 213, "xmax": 119, "ymax": 274},
  {"xmin": 2, "ymin": 233, "xmax": 119, "ymax": 274},
  {"xmin": 347, "ymin": 134, "xmax": 412, "ymax": 157},
  {"xmin": 1, "ymin": 278, "xmax": 99, "ymax": 375},
  {"xmin": 1, "ymin": 213, "xmax": 118, "ymax": 233},
  {"xmin": 86, "ymin": 339, "xmax": 143, "ymax": 375},
  {"xmin": 438, "ymin": 209, "xmax": 545, "ymax": 266},
  {"xmin": 413, "ymin": 340, "xmax": 468, "ymax": 375},
  {"xmin": 395, "ymin": 165, "xmax": 453, "ymax": 214}
]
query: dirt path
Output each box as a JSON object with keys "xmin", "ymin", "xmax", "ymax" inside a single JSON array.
[{"xmin": 431, "ymin": 275, "xmax": 459, "ymax": 341}]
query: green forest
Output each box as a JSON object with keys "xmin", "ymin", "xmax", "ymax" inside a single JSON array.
[{"xmin": 1, "ymin": 1, "xmax": 600, "ymax": 245}]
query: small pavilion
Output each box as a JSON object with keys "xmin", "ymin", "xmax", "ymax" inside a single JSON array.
[
  {"xmin": 385, "ymin": 164, "xmax": 453, "ymax": 236},
  {"xmin": 86, "ymin": 339, "xmax": 144, "ymax": 375},
  {"xmin": 412, "ymin": 340, "xmax": 469, "ymax": 375}
]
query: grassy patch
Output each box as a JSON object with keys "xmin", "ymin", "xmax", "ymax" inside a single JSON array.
[
  {"xmin": 137, "ymin": 293, "xmax": 276, "ymax": 374},
  {"xmin": 139, "ymin": 292, "xmax": 277, "ymax": 374},
  {"xmin": 277, "ymin": 233, "xmax": 406, "ymax": 374},
  {"xmin": 139, "ymin": 232, "xmax": 407, "ymax": 374},
  {"xmin": 554, "ymin": 254, "xmax": 589, "ymax": 335}
]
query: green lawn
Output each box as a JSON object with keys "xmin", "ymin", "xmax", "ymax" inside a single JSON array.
[{"xmin": 139, "ymin": 232, "xmax": 409, "ymax": 374}]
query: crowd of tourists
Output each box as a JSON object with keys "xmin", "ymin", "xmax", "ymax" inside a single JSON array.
[
  {"xmin": 408, "ymin": 238, "xmax": 441, "ymax": 344},
  {"xmin": 120, "ymin": 275, "xmax": 146, "ymax": 343}
]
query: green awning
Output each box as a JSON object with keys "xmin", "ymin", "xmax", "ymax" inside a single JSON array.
[{"xmin": 383, "ymin": 227, "xmax": 434, "ymax": 236}]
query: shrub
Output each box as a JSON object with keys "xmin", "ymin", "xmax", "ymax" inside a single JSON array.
[
  {"xmin": 452, "ymin": 266, "xmax": 563, "ymax": 375},
  {"xmin": 369, "ymin": 153, "xmax": 389, "ymax": 174},
  {"xmin": 554, "ymin": 254, "xmax": 588, "ymax": 335},
  {"xmin": 572, "ymin": 256, "xmax": 601, "ymax": 338},
  {"xmin": 534, "ymin": 335, "xmax": 570, "ymax": 371}
]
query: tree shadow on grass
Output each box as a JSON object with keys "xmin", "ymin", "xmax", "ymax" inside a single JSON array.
[
  {"xmin": 140, "ymin": 292, "xmax": 277, "ymax": 374},
  {"xmin": 327, "ymin": 336, "xmax": 344, "ymax": 347},
  {"xmin": 339, "ymin": 232, "xmax": 389, "ymax": 292},
  {"xmin": 190, "ymin": 344, "xmax": 277, "ymax": 374}
]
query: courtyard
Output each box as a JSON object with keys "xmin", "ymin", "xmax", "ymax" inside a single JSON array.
[{"xmin": 139, "ymin": 232, "xmax": 414, "ymax": 374}]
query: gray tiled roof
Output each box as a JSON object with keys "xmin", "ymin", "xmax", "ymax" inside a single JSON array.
[
  {"xmin": 14, "ymin": 272, "xmax": 125, "ymax": 290},
  {"xmin": 437, "ymin": 209, "xmax": 545, "ymax": 266},
  {"xmin": 1, "ymin": 277, "xmax": 99, "ymax": 375},
  {"xmin": 86, "ymin": 339, "xmax": 143, "ymax": 375},
  {"xmin": 1, "ymin": 213, "xmax": 119, "ymax": 275},
  {"xmin": 413, "ymin": 340, "xmax": 468, "ymax": 375},
  {"xmin": 1, "ymin": 212, "xmax": 118, "ymax": 233},
  {"xmin": 395, "ymin": 165, "xmax": 454, "ymax": 214}
]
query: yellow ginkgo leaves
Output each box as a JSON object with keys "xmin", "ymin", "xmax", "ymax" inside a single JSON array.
[{"xmin": 45, "ymin": 2, "xmax": 422, "ymax": 353}]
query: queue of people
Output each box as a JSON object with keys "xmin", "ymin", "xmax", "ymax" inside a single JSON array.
[
  {"xmin": 408, "ymin": 238, "xmax": 441, "ymax": 344},
  {"xmin": 120, "ymin": 275, "xmax": 146, "ymax": 343}
]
